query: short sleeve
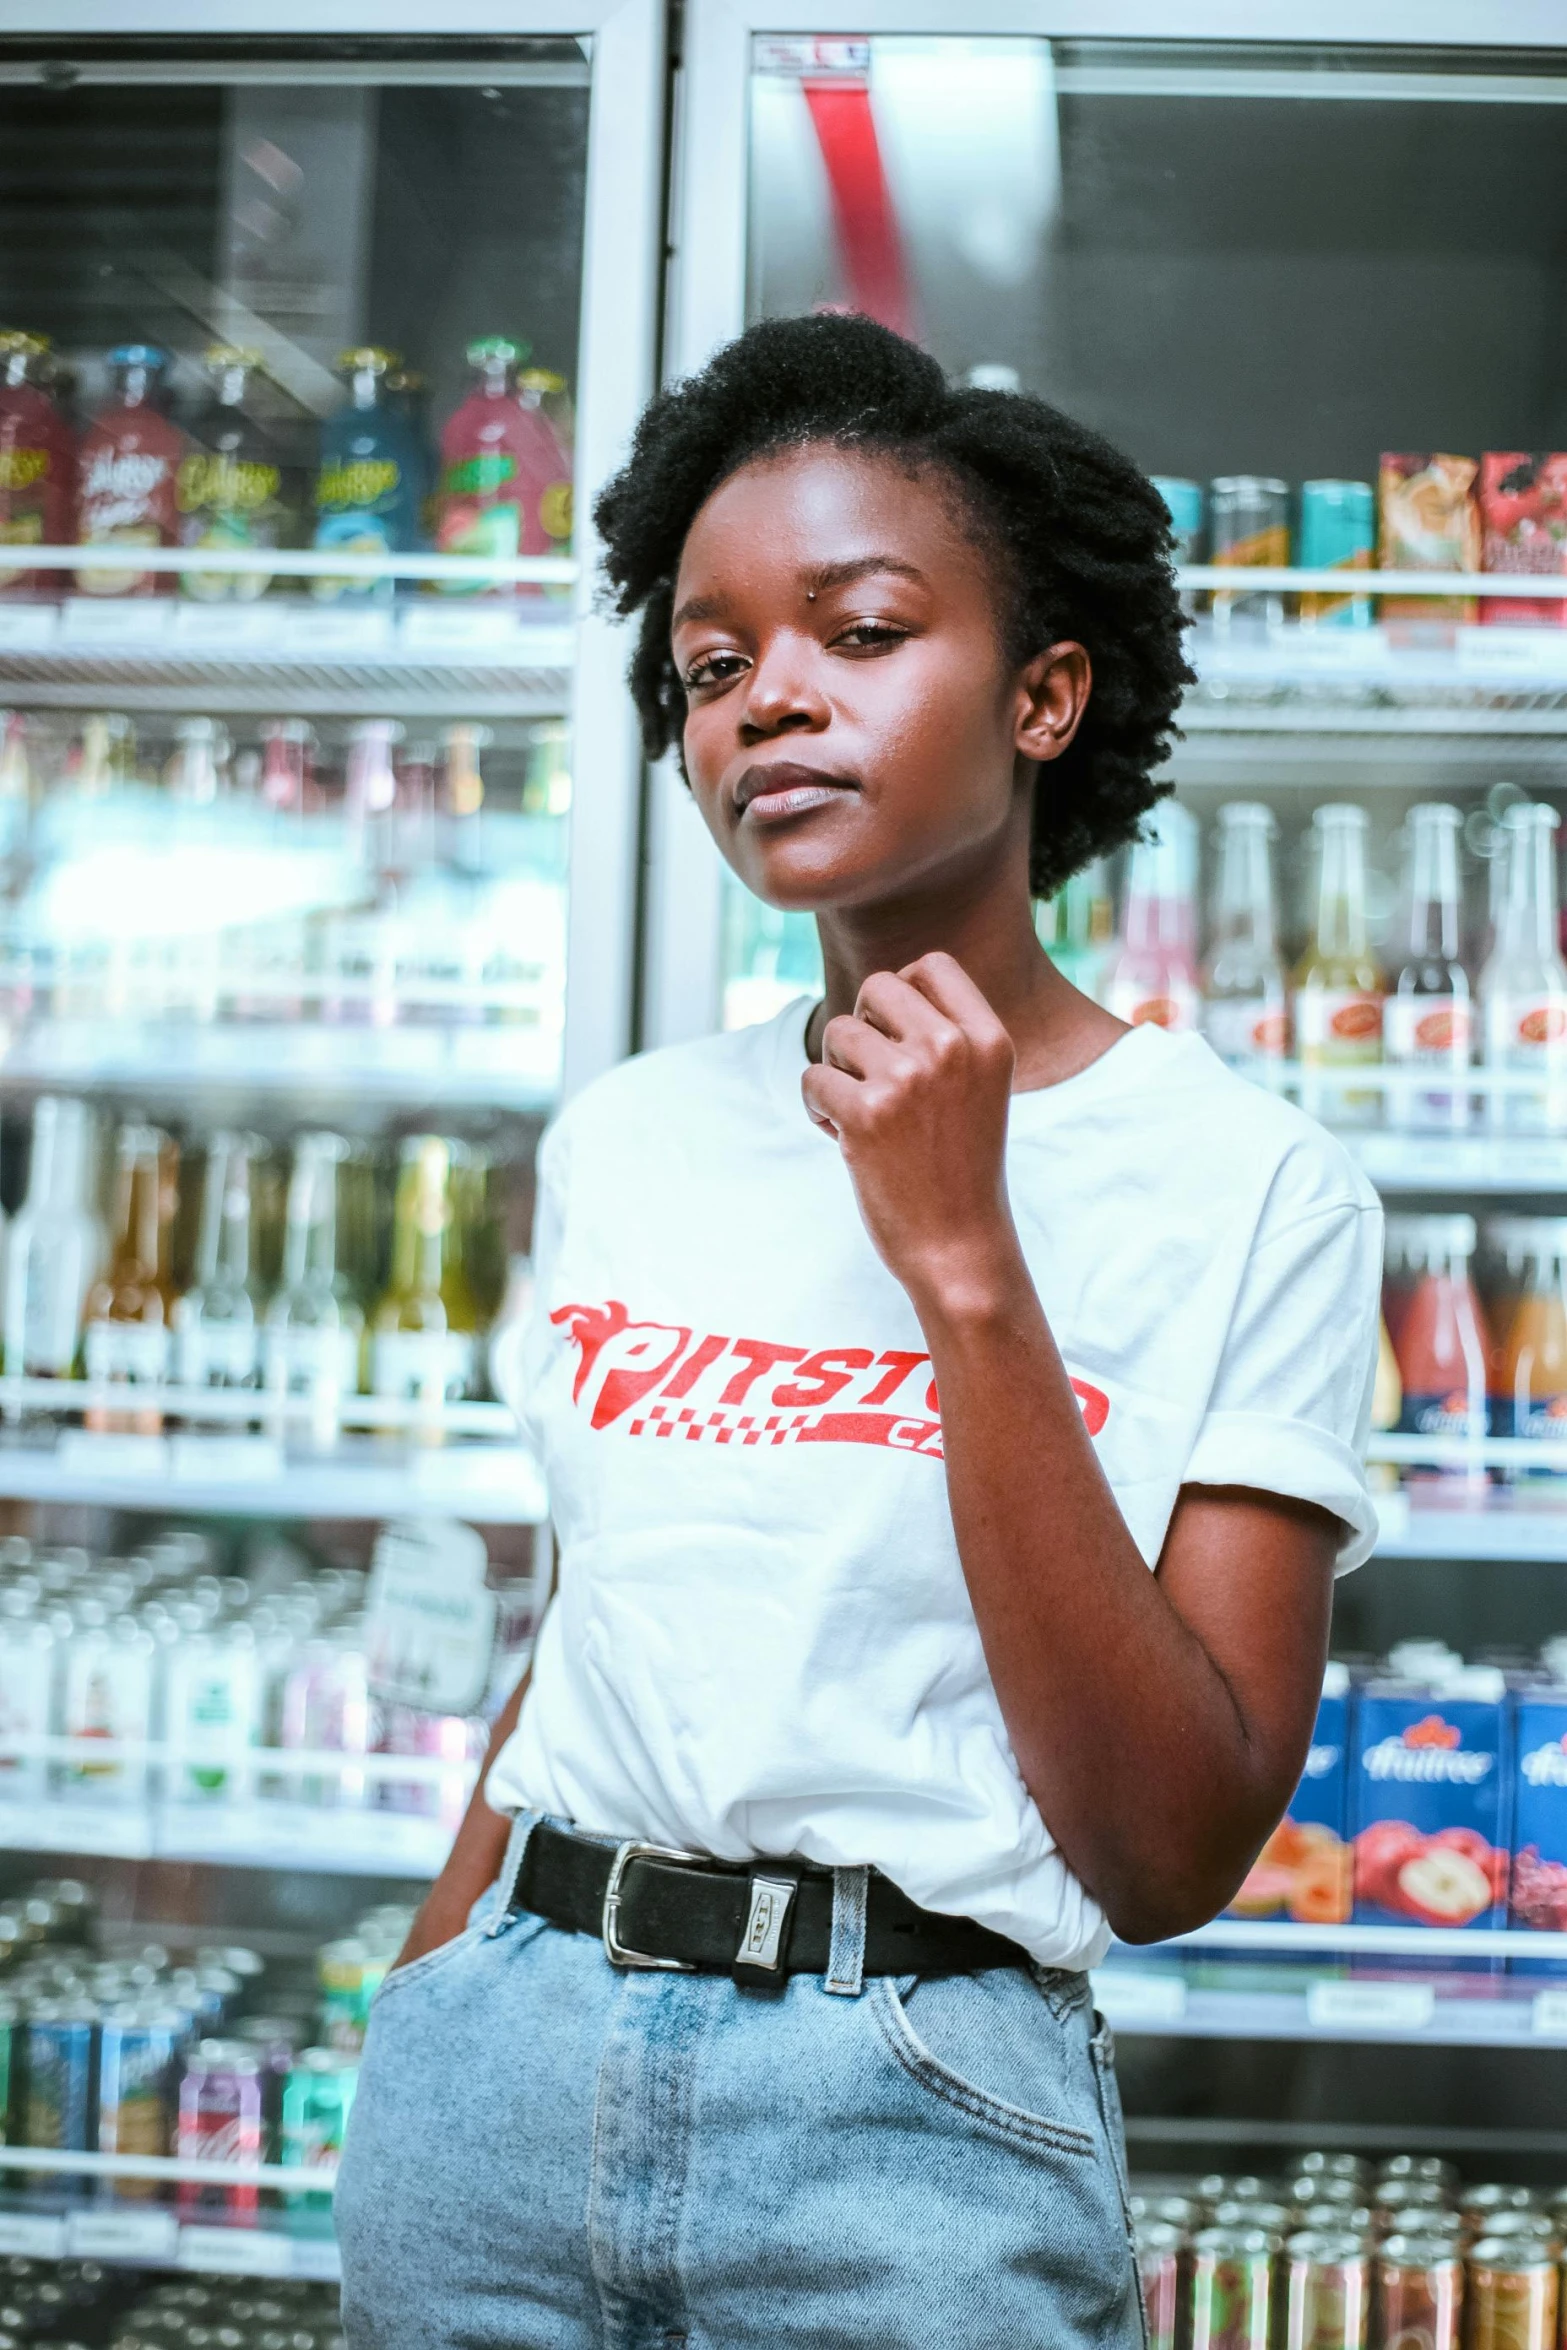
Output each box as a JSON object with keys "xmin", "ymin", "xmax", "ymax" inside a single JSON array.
[{"xmin": 1182, "ymin": 1188, "xmax": 1385, "ymax": 1573}]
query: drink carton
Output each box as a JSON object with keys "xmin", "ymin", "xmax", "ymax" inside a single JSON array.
[
  {"xmin": 1351, "ymin": 1673, "xmax": 1512, "ymax": 1931},
  {"xmin": 1378, "ymin": 453, "xmax": 1480, "ymax": 622},
  {"xmin": 1479, "ymin": 453, "xmax": 1567, "ymax": 626},
  {"xmin": 1510, "ymin": 1689, "xmax": 1567, "ymax": 1946},
  {"xmin": 1227, "ymin": 1663, "xmax": 1352, "ymax": 1923}
]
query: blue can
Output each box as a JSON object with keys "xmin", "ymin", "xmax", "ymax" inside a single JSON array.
[
  {"xmin": 1152, "ymin": 478, "xmax": 1204, "ymax": 616},
  {"xmin": 21, "ymin": 1996, "xmax": 96, "ymax": 2195},
  {"xmin": 97, "ymin": 2001, "xmax": 185, "ymax": 2200},
  {"xmin": 1299, "ymin": 479, "xmax": 1375, "ymax": 627}
]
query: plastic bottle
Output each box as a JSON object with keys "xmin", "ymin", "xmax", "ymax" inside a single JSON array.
[
  {"xmin": 311, "ymin": 348, "xmax": 422, "ymax": 601},
  {"xmin": 177, "ymin": 346, "xmax": 296, "ymax": 600},
  {"xmin": 3, "ymin": 1097, "xmax": 103, "ymax": 1380},
  {"xmin": 1200, "ymin": 802, "xmax": 1289, "ymax": 1069},
  {"xmin": 434, "ymin": 338, "xmax": 544, "ymax": 594},
  {"xmin": 1393, "ymin": 1214, "xmax": 1491, "ymax": 1472},
  {"xmin": 0, "ymin": 331, "xmax": 74, "ymax": 597},
  {"xmin": 82, "ymin": 1123, "xmax": 177, "ymax": 1431},
  {"xmin": 173, "ymin": 1133, "xmax": 266, "ymax": 1397},
  {"xmin": 1481, "ymin": 802, "xmax": 1567, "ymax": 1133},
  {"xmin": 1386, "ymin": 803, "xmax": 1473, "ymax": 1132},
  {"xmin": 1103, "ymin": 800, "xmax": 1200, "ymax": 1032},
  {"xmin": 1293, "ymin": 803, "xmax": 1384, "ymax": 1125},
  {"xmin": 262, "ymin": 1133, "xmax": 364, "ymax": 1447},
  {"xmin": 75, "ymin": 346, "xmax": 186, "ymax": 597},
  {"xmin": 1496, "ymin": 1218, "xmax": 1567, "ymax": 1462}
]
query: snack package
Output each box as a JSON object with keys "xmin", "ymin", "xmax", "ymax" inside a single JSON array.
[
  {"xmin": 1228, "ymin": 1663, "xmax": 1352, "ymax": 1924},
  {"xmin": 1378, "ymin": 453, "xmax": 1480, "ymax": 621},
  {"xmin": 1479, "ymin": 452, "xmax": 1567, "ymax": 626},
  {"xmin": 1351, "ymin": 1672, "xmax": 1512, "ymax": 1932},
  {"xmin": 1510, "ymin": 1690, "xmax": 1567, "ymax": 1965}
]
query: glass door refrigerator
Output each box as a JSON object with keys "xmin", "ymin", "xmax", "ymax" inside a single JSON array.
[
  {"xmin": 659, "ymin": 2, "xmax": 1567, "ymax": 2327},
  {"xmin": 0, "ymin": 0, "xmax": 663, "ymax": 2314}
]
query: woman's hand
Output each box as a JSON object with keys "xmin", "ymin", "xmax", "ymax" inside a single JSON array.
[{"xmin": 802, "ymin": 952, "xmax": 1022, "ymax": 1312}]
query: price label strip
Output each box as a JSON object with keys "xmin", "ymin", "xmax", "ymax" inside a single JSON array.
[
  {"xmin": 1305, "ymin": 1980, "xmax": 1436, "ymax": 2033},
  {"xmin": 68, "ymin": 2208, "xmax": 179, "ymax": 2261},
  {"xmin": 180, "ymin": 2224, "xmax": 293, "ymax": 2275},
  {"xmin": 1090, "ymin": 1972, "xmax": 1189, "ymax": 2027}
]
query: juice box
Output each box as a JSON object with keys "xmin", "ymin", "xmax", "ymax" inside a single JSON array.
[
  {"xmin": 1479, "ymin": 453, "xmax": 1567, "ymax": 626},
  {"xmin": 1227, "ymin": 1663, "xmax": 1352, "ymax": 1924},
  {"xmin": 1378, "ymin": 453, "xmax": 1480, "ymax": 622},
  {"xmin": 1351, "ymin": 1674, "xmax": 1512, "ymax": 1931},
  {"xmin": 1510, "ymin": 1689, "xmax": 1567, "ymax": 1947}
]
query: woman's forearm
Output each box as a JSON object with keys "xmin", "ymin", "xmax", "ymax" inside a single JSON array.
[{"xmin": 392, "ymin": 1668, "xmax": 530, "ymax": 1969}]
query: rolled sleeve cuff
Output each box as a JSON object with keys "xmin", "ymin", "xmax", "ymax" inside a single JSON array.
[{"xmin": 1183, "ymin": 1409, "xmax": 1377, "ymax": 1575}]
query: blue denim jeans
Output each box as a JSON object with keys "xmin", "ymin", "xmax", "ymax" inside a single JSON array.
[{"xmin": 335, "ymin": 1815, "xmax": 1145, "ymax": 2350}]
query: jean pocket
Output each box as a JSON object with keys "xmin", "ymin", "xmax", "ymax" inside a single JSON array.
[
  {"xmin": 373, "ymin": 1923, "xmax": 482, "ymax": 2008},
  {"xmin": 871, "ymin": 1967, "xmax": 1099, "ymax": 2160}
]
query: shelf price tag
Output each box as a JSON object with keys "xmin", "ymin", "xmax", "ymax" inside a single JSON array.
[
  {"xmin": 180, "ymin": 2224, "xmax": 292, "ymax": 2275},
  {"xmin": 68, "ymin": 2208, "xmax": 179, "ymax": 2261},
  {"xmin": 1531, "ymin": 1991, "xmax": 1567, "ymax": 2038},
  {"xmin": 1090, "ymin": 1972, "xmax": 1188, "ymax": 2026},
  {"xmin": 0, "ymin": 2213, "xmax": 67, "ymax": 2255},
  {"xmin": 1305, "ymin": 1980, "xmax": 1435, "ymax": 2033}
]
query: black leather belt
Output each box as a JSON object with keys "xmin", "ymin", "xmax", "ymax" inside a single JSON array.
[{"xmin": 510, "ymin": 1821, "xmax": 1027, "ymax": 1990}]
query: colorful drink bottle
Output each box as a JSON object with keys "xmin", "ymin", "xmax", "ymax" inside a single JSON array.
[
  {"xmin": 1393, "ymin": 1214, "xmax": 1491, "ymax": 1460},
  {"xmin": 1387, "ymin": 803, "xmax": 1473, "ymax": 1132},
  {"xmin": 312, "ymin": 348, "xmax": 422, "ymax": 601},
  {"xmin": 0, "ymin": 332, "xmax": 73, "ymax": 597},
  {"xmin": 1200, "ymin": 802, "xmax": 1289, "ymax": 1069},
  {"xmin": 1495, "ymin": 1218, "xmax": 1567, "ymax": 1453},
  {"xmin": 1036, "ymin": 860, "xmax": 1113, "ymax": 1000},
  {"xmin": 177, "ymin": 346, "xmax": 295, "ymax": 601},
  {"xmin": 76, "ymin": 346, "xmax": 186, "ymax": 597},
  {"xmin": 82, "ymin": 1122, "xmax": 177, "ymax": 1428},
  {"xmin": 1104, "ymin": 800, "xmax": 1200, "ymax": 1032},
  {"xmin": 1294, "ymin": 803, "xmax": 1384, "ymax": 1126},
  {"xmin": 434, "ymin": 337, "xmax": 572, "ymax": 593},
  {"xmin": 1482, "ymin": 802, "xmax": 1567, "ymax": 1132}
]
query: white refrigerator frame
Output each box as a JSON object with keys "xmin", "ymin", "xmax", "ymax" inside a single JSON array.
[
  {"xmin": 0, "ymin": 0, "xmax": 668, "ymax": 1101},
  {"xmin": 646, "ymin": 0, "xmax": 1567, "ymax": 1050}
]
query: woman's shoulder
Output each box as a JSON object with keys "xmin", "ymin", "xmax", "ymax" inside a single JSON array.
[
  {"xmin": 546, "ymin": 997, "xmax": 810, "ymax": 1154},
  {"xmin": 1140, "ymin": 1027, "xmax": 1382, "ymax": 1231}
]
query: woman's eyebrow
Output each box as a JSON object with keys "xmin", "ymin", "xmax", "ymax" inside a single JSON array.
[{"xmin": 672, "ymin": 554, "xmax": 928, "ymax": 634}]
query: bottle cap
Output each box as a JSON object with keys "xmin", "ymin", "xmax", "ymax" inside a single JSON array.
[
  {"xmin": 204, "ymin": 343, "xmax": 263, "ymax": 371},
  {"xmin": 107, "ymin": 343, "xmax": 170, "ymax": 372},
  {"xmin": 466, "ymin": 335, "xmax": 525, "ymax": 369},
  {"xmin": 336, "ymin": 346, "xmax": 397, "ymax": 376}
]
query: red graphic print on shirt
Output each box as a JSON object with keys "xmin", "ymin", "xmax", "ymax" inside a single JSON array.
[{"xmin": 551, "ymin": 1300, "xmax": 1111, "ymax": 1461}]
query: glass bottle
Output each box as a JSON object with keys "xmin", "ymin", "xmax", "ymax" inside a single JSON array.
[
  {"xmin": 1393, "ymin": 1213, "xmax": 1490, "ymax": 1478},
  {"xmin": 1481, "ymin": 802, "xmax": 1567, "ymax": 1133},
  {"xmin": 173, "ymin": 1132, "xmax": 266, "ymax": 1398},
  {"xmin": 260, "ymin": 717, "xmax": 315, "ymax": 815},
  {"xmin": 262, "ymin": 1133, "xmax": 364, "ymax": 1447},
  {"xmin": 165, "ymin": 717, "xmax": 228, "ymax": 808},
  {"xmin": 369, "ymin": 1135, "xmax": 479, "ymax": 1420},
  {"xmin": 1036, "ymin": 859, "xmax": 1113, "ymax": 1002},
  {"xmin": 1496, "ymin": 1217, "xmax": 1567, "ymax": 1460},
  {"xmin": 71, "ymin": 712, "xmax": 135, "ymax": 800},
  {"xmin": 1103, "ymin": 800, "xmax": 1200, "ymax": 1032},
  {"xmin": 1200, "ymin": 803, "xmax": 1289, "ymax": 1070},
  {"xmin": 177, "ymin": 346, "xmax": 297, "ymax": 601},
  {"xmin": 83, "ymin": 1122, "xmax": 177, "ymax": 1432},
  {"xmin": 1386, "ymin": 803, "xmax": 1473, "ymax": 1133},
  {"xmin": 2, "ymin": 1097, "xmax": 103, "ymax": 1381},
  {"xmin": 1293, "ymin": 803, "xmax": 1385, "ymax": 1126}
]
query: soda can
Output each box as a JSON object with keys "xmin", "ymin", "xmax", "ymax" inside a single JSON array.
[
  {"xmin": 175, "ymin": 2039, "xmax": 264, "ymax": 2221},
  {"xmin": 317, "ymin": 1938, "xmax": 386, "ymax": 2052},
  {"xmin": 1133, "ymin": 2219, "xmax": 1185, "ymax": 2350},
  {"xmin": 1463, "ymin": 2186, "xmax": 1540, "ymax": 2230},
  {"xmin": 20, "ymin": 1997, "xmax": 96, "ymax": 2194},
  {"xmin": 1299, "ymin": 480, "xmax": 1376, "ymax": 628},
  {"xmin": 96, "ymin": 2001, "xmax": 183, "ymax": 2202},
  {"xmin": 1465, "ymin": 2236, "xmax": 1557, "ymax": 2350},
  {"xmin": 1214, "ymin": 2198, "xmax": 1295, "ymax": 2236},
  {"xmin": 1279, "ymin": 2228, "xmax": 1370, "ymax": 2349},
  {"xmin": 1299, "ymin": 2153, "xmax": 1369, "ymax": 2187},
  {"xmin": 1209, "ymin": 476, "xmax": 1290, "ymax": 627},
  {"xmin": 279, "ymin": 2047, "xmax": 358, "ymax": 2204},
  {"xmin": 234, "ymin": 2015, "xmax": 304, "ymax": 2131},
  {"xmin": 1151, "ymin": 477, "xmax": 1204, "ymax": 616},
  {"xmin": 1197, "ymin": 2174, "xmax": 1273, "ymax": 2208},
  {"xmin": 1189, "ymin": 2224, "xmax": 1277, "ymax": 2350},
  {"xmin": 1132, "ymin": 2192, "xmax": 1203, "ymax": 2233},
  {"xmin": 1381, "ymin": 2179, "xmax": 1455, "ymax": 2221}
]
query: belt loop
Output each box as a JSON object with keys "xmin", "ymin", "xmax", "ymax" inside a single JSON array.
[
  {"xmin": 486, "ymin": 1807, "xmax": 542, "ymax": 1936},
  {"xmin": 824, "ymin": 1864, "xmax": 869, "ymax": 1997}
]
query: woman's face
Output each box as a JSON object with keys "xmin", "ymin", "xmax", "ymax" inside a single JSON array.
[{"xmin": 671, "ymin": 442, "xmax": 1086, "ymax": 913}]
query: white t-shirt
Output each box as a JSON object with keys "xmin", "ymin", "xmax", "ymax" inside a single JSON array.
[{"xmin": 487, "ymin": 1003, "xmax": 1383, "ymax": 1970}]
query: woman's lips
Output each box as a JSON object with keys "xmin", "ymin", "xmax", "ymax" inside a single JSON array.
[{"xmin": 733, "ymin": 764, "xmax": 857, "ymax": 825}]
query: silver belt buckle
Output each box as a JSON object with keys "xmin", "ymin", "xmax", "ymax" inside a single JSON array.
[{"xmin": 602, "ymin": 1840, "xmax": 704, "ymax": 1971}]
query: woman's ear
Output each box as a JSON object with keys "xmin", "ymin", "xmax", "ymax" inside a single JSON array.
[{"xmin": 1015, "ymin": 641, "xmax": 1091, "ymax": 766}]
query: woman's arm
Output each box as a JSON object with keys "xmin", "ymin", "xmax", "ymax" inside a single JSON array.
[
  {"xmin": 391, "ymin": 1668, "xmax": 530, "ymax": 1971},
  {"xmin": 803, "ymin": 955, "xmax": 1342, "ymax": 1945}
]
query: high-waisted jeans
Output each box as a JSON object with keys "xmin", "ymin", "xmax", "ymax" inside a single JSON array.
[{"xmin": 334, "ymin": 1813, "xmax": 1146, "ymax": 2350}]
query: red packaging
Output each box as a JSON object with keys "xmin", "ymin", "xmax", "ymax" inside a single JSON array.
[
  {"xmin": 0, "ymin": 332, "xmax": 73, "ymax": 598},
  {"xmin": 76, "ymin": 345, "xmax": 186, "ymax": 597},
  {"xmin": 1480, "ymin": 452, "xmax": 1567, "ymax": 626}
]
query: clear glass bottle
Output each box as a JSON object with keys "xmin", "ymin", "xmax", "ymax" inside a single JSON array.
[
  {"xmin": 3, "ymin": 1097, "xmax": 103, "ymax": 1382},
  {"xmin": 1103, "ymin": 800, "xmax": 1200, "ymax": 1032},
  {"xmin": 1481, "ymin": 802, "xmax": 1567, "ymax": 1133},
  {"xmin": 1200, "ymin": 803, "xmax": 1289, "ymax": 1070},
  {"xmin": 174, "ymin": 1132, "xmax": 266, "ymax": 1403},
  {"xmin": 1386, "ymin": 803, "xmax": 1473, "ymax": 1133},
  {"xmin": 1036, "ymin": 859, "xmax": 1114, "ymax": 1002},
  {"xmin": 262, "ymin": 1133, "xmax": 365, "ymax": 1448},
  {"xmin": 369, "ymin": 1135, "xmax": 479, "ymax": 1422},
  {"xmin": 83, "ymin": 1122, "xmax": 177, "ymax": 1432},
  {"xmin": 1293, "ymin": 803, "xmax": 1385, "ymax": 1126}
]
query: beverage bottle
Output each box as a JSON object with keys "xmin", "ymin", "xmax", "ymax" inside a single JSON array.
[
  {"xmin": 519, "ymin": 366, "xmax": 576, "ymax": 515},
  {"xmin": 56, "ymin": 1599, "xmax": 155, "ymax": 1804},
  {"xmin": 434, "ymin": 338, "xmax": 570, "ymax": 594},
  {"xmin": 3, "ymin": 1097, "xmax": 104, "ymax": 1380},
  {"xmin": 259, "ymin": 716, "xmax": 316, "ymax": 814},
  {"xmin": 0, "ymin": 331, "xmax": 74, "ymax": 598},
  {"xmin": 262, "ymin": 1133, "xmax": 365, "ymax": 1446},
  {"xmin": 1481, "ymin": 802, "xmax": 1567, "ymax": 1133},
  {"xmin": 1495, "ymin": 1218, "xmax": 1567, "ymax": 1463},
  {"xmin": 1200, "ymin": 802, "xmax": 1289, "ymax": 1069},
  {"xmin": 165, "ymin": 715, "xmax": 228, "ymax": 806},
  {"xmin": 311, "ymin": 348, "xmax": 422, "ymax": 601},
  {"xmin": 177, "ymin": 347, "xmax": 296, "ymax": 601},
  {"xmin": 69, "ymin": 710, "xmax": 135, "ymax": 799},
  {"xmin": 173, "ymin": 1132, "xmax": 266, "ymax": 1398},
  {"xmin": 385, "ymin": 364, "xmax": 436, "ymax": 535},
  {"xmin": 83, "ymin": 1123, "xmax": 177, "ymax": 1431},
  {"xmin": 75, "ymin": 346, "xmax": 186, "ymax": 597},
  {"xmin": 164, "ymin": 1621, "xmax": 260, "ymax": 1804},
  {"xmin": 369, "ymin": 1135, "xmax": 480, "ymax": 1417},
  {"xmin": 1035, "ymin": 859, "xmax": 1113, "ymax": 1000},
  {"xmin": 1386, "ymin": 803, "xmax": 1473, "ymax": 1132},
  {"xmin": 1103, "ymin": 800, "xmax": 1200, "ymax": 1032},
  {"xmin": 1293, "ymin": 803, "xmax": 1385, "ymax": 1126},
  {"xmin": 0, "ymin": 1588, "xmax": 56, "ymax": 1803},
  {"xmin": 1393, "ymin": 1213, "xmax": 1491, "ymax": 1474},
  {"xmin": 280, "ymin": 1622, "xmax": 370, "ymax": 1808}
]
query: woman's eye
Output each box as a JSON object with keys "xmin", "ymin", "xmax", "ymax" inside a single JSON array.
[
  {"xmin": 833, "ymin": 620, "xmax": 908, "ymax": 653},
  {"xmin": 683, "ymin": 650, "xmax": 748, "ymax": 691}
]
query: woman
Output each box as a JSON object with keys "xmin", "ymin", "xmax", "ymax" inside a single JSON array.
[{"xmin": 337, "ymin": 314, "xmax": 1381, "ymax": 2349}]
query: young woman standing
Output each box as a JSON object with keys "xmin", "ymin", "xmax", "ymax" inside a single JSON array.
[{"xmin": 337, "ymin": 313, "xmax": 1382, "ymax": 2350}]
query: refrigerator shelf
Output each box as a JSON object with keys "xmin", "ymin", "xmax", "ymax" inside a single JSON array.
[
  {"xmin": 0, "ymin": 1794, "xmax": 450, "ymax": 1877},
  {"xmin": 1373, "ymin": 1488, "xmax": 1567, "ymax": 1561},
  {"xmin": 0, "ymin": 2190, "xmax": 338, "ymax": 2281},
  {"xmin": 1093, "ymin": 1959, "xmax": 1567, "ymax": 2049},
  {"xmin": 0, "ymin": 1430, "xmax": 546, "ymax": 1521}
]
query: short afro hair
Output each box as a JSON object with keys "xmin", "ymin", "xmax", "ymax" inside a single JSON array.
[{"xmin": 594, "ymin": 311, "xmax": 1193, "ymax": 900}]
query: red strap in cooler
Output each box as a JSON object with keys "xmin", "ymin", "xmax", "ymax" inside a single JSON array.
[{"xmin": 800, "ymin": 77, "xmax": 914, "ymax": 340}]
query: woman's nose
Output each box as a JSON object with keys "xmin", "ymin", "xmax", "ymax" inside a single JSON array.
[{"xmin": 737, "ymin": 637, "xmax": 831, "ymax": 740}]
